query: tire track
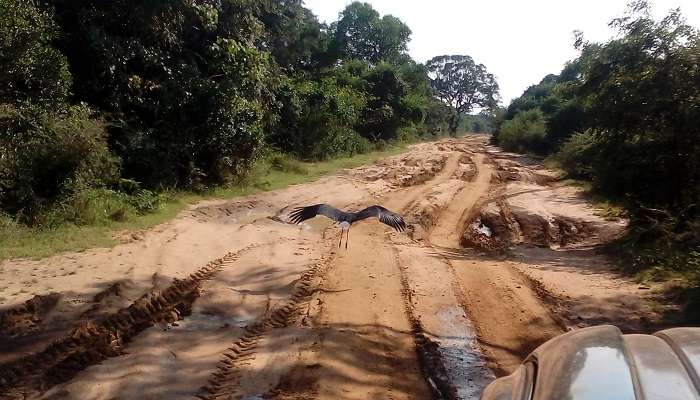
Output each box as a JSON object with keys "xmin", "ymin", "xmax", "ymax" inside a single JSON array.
[
  {"xmin": 196, "ymin": 253, "xmax": 334, "ymax": 400},
  {"xmin": 392, "ymin": 245, "xmax": 457, "ymax": 400},
  {"xmin": 376, "ymin": 152, "xmax": 482, "ymax": 400},
  {"xmin": 387, "ymin": 148, "xmax": 494, "ymax": 399},
  {"xmin": 195, "ymin": 138, "xmax": 486, "ymax": 399},
  {"xmin": 0, "ymin": 293, "xmax": 61, "ymax": 338},
  {"xmin": 0, "ymin": 243, "xmax": 267, "ymax": 399}
]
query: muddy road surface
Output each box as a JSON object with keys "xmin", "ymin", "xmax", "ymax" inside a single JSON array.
[{"xmin": 0, "ymin": 136, "xmax": 669, "ymax": 399}]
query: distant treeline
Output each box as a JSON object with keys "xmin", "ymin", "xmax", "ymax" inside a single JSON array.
[
  {"xmin": 0, "ymin": 0, "xmax": 498, "ymax": 227},
  {"xmin": 493, "ymin": 0, "xmax": 700, "ymax": 307}
]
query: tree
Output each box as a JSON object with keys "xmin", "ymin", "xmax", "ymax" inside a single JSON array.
[
  {"xmin": 0, "ymin": 0, "xmax": 118, "ymax": 223},
  {"xmin": 44, "ymin": 0, "xmax": 276, "ymax": 187},
  {"xmin": 427, "ymin": 55, "xmax": 499, "ymax": 135},
  {"xmin": 496, "ymin": 65, "xmax": 585, "ymax": 152},
  {"xmin": 0, "ymin": 0, "xmax": 449, "ymax": 227},
  {"xmin": 330, "ymin": 2, "xmax": 411, "ymax": 64},
  {"xmin": 574, "ymin": 0, "xmax": 700, "ymax": 207},
  {"xmin": 259, "ymin": 0, "xmax": 332, "ymax": 72},
  {"xmin": 497, "ymin": 109, "xmax": 548, "ymax": 153},
  {"xmin": 0, "ymin": 0, "xmax": 71, "ymax": 107}
]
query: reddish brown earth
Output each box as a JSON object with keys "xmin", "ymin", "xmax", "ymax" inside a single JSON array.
[{"xmin": 0, "ymin": 136, "xmax": 672, "ymax": 399}]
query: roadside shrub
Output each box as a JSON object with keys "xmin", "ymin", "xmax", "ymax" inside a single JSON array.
[
  {"xmin": 272, "ymin": 78, "xmax": 368, "ymax": 160},
  {"xmin": 397, "ymin": 124, "xmax": 421, "ymax": 143},
  {"xmin": 42, "ymin": 188, "xmax": 165, "ymax": 227},
  {"xmin": 424, "ymin": 98, "xmax": 452, "ymax": 137},
  {"xmin": 358, "ymin": 62, "xmax": 417, "ymax": 141},
  {"xmin": 0, "ymin": 212, "xmax": 15, "ymax": 229},
  {"xmin": 269, "ymin": 153, "xmax": 308, "ymax": 175},
  {"xmin": 0, "ymin": 0, "xmax": 71, "ymax": 107},
  {"xmin": 497, "ymin": 108, "xmax": 548, "ymax": 154},
  {"xmin": 310, "ymin": 127, "xmax": 371, "ymax": 160},
  {"xmin": 556, "ymin": 130, "xmax": 597, "ymax": 179},
  {"xmin": 609, "ymin": 208, "xmax": 700, "ymax": 323},
  {"xmin": 0, "ymin": 103, "xmax": 119, "ymax": 224}
]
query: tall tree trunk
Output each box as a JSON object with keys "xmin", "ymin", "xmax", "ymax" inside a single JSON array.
[{"xmin": 448, "ymin": 112, "xmax": 461, "ymax": 137}]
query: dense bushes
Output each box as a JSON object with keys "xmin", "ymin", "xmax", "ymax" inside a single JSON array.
[
  {"xmin": 0, "ymin": 0, "xmax": 71, "ymax": 108},
  {"xmin": 492, "ymin": 69, "xmax": 584, "ymax": 154},
  {"xmin": 496, "ymin": 2, "xmax": 699, "ymax": 211},
  {"xmin": 555, "ymin": 131, "xmax": 596, "ymax": 179},
  {"xmin": 495, "ymin": 1, "xmax": 700, "ymax": 311},
  {"xmin": 272, "ymin": 77, "xmax": 368, "ymax": 159},
  {"xmin": 44, "ymin": 0, "xmax": 278, "ymax": 188},
  {"xmin": 0, "ymin": 0, "xmax": 459, "ymax": 228},
  {"xmin": 0, "ymin": 104, "xmax": 118, "ymax": 224},
  {"xmin": 497, "ymin": 109, "xmax": 548, "ymax": 154}
]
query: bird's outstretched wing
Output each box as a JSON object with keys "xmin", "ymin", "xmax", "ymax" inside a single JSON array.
[
  {"xmin": 289, "ymin": 204, "xmax": 343, "ymax": 224},
  {"xmin": 354, "ymin": 205, "xmax": 406, "ymax": 232}
]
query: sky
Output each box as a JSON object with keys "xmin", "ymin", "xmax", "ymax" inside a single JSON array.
[{"xmin": 303, "ymin": 0, "xmax": 700, "ymax": 105}]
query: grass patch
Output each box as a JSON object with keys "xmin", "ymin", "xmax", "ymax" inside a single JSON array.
[
  {"xmin": 0, "ymin": 195, "xmax": 189, "ymax": 261},
  {"xmin": 0, "ymin": 144, "xmax": 407, "ymax": 261}
]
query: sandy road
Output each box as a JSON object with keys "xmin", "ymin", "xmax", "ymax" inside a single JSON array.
[{"xmin": 0, "ymin": 136, "xmax": 668, "ymax": 399}]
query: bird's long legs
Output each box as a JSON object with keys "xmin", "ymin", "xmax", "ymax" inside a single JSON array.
[
  {"xmin": 345, "ymin": 227, "xmax": 350, "ymax": 249},
  {"xmin": 338, "ymin": 229, "xmax": 343, "ymax": 248}
]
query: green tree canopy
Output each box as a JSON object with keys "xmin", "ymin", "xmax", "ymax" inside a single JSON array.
[
  {"xmin": 259, "ymin": 0, "xmax": 332, "ymax": 72},
  {"xmin": 426, "ymin": 54, "xmax": 499, "ymax": 135},
  {"xmin": 575, "ymin": 0, "xmax": 700, "ymax": 207},
  {"xmin": 43, "ymin": 0, "xmax": 277, "ymax": 187},
  {"xmin": 0, "ymin": 0, "xmax": 453, "ymax": 226},
  {"xmin": 330, "ymin": 2, "xmax": 411, "ymax": 64},
  {"xmin": 0, "ymin": 0, "xmax": 71, "ymax": 107}
]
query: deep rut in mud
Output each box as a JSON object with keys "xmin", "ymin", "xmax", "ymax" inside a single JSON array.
[
  {"xmin": 196, "ymin": 253, "xmax": 335, "ymax": 399},
  {"xmin": 0, "ymin": 243, "xmax": 266, "ymax": 399},
  {"xmin": 394, "ymin": 245, "xmax": 458, "ymax": 400},
  {"xmin": 349, "ymin": 144, "xmax": 492, "ymax": 399}
]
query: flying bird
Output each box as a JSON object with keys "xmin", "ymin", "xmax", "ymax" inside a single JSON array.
[{"xmin": 289, "ymin": 204, "xmax": 407, "ymax": 249}]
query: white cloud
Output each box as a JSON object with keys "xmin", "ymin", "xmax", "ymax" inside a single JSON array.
[{"xmin": 303, "ymin": 0, "xmax": 700, "ymax": 104}]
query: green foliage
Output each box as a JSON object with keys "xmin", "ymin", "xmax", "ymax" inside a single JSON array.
[
  {"xmin": 0, "ymin": 0, "xmax": 448, "ymax": 240},
  {"xmin": 43, "ymin": 187, "xmax": 164, "ymax": 227},
  {"xmin": 460, "ymin": 113, "xmax": 496, "ymax": 134},
  {"xmin": 330, "ymin": 2, "xmax": 411, "ymax": 64},
  {"xmin": 502, "ymin": 2, "xmax": 699, "ymax": 210},
  {"xmin": 574, "ymin": 3, "xmax": 700, "ymax": 208},
  {"xmin": 0, "ymin": 103, "xmax": 118, "ymax": 224},
  {"xmin": 556, "ymin": 130, "xmax": 597, "ymax": 179},
  {"xmin": 497, "ymin": 109, "xmax": 548, "ymax": 154},
  {"xmin": 612, "ymin": 211, "xmax": 700, "ymax": 322},
  {"xmin": 494, "ymin": 67, "xmax": 585, "ymax": 152},
  {"xmin": 359, "ymin": 62, "xmax": 421, "ymax": 141},
  {"xmin": 272, "ymin": 77, "xmax": 368, "ymax": 159},
  {"xmin": 426, "ymin": 55, "xmax": 500, "ymax": 135},
  {"xmin": 310, "ymin": 127, "xmax": 371, "ymax": 160},
  {"xmin": 272, "ymin": 34, "xmax": 435, "ymax": 159},
  {"xmin": 259, "ymin": 1, "xmax": 332, "ymax": 72},
  {"xmin": 269, "ymin": 153, "xmax": 308, "ymax": 175},
  {"xmin": 43, "ymin": 0, "xmax": 278, "ymax": 188},
  {"xmin": 496, "ymin": 1, "xmax": 700, "ymax": 316},
  {"xmin": 0, "ymin": 0, "xmax": 71, "ymax": 107},
  {"xmin": 424, "ymin": 98, "xmax": 453, "ymax": 137}
]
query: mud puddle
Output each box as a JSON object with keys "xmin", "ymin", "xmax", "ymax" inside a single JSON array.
[{"xmin": 432, "ymin": 306, "xmax": 493, "ymax": 399}]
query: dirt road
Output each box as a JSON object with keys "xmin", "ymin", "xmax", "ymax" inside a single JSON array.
[{"xmin": 0, "ymin": 136, "xmax": 669, "ymax": 399}]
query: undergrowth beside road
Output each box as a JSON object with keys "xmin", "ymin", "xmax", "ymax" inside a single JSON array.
[
  {"xmin": 0, "ymin": 145, "xmax": 407, "ymax": 261},
  {"xmin": 610, "ymin": 213, "xmax": 700, "ymax": 323},
  {"xmin": 546, "ymin": 158, "xmax": 700, "ymax": 322}
]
